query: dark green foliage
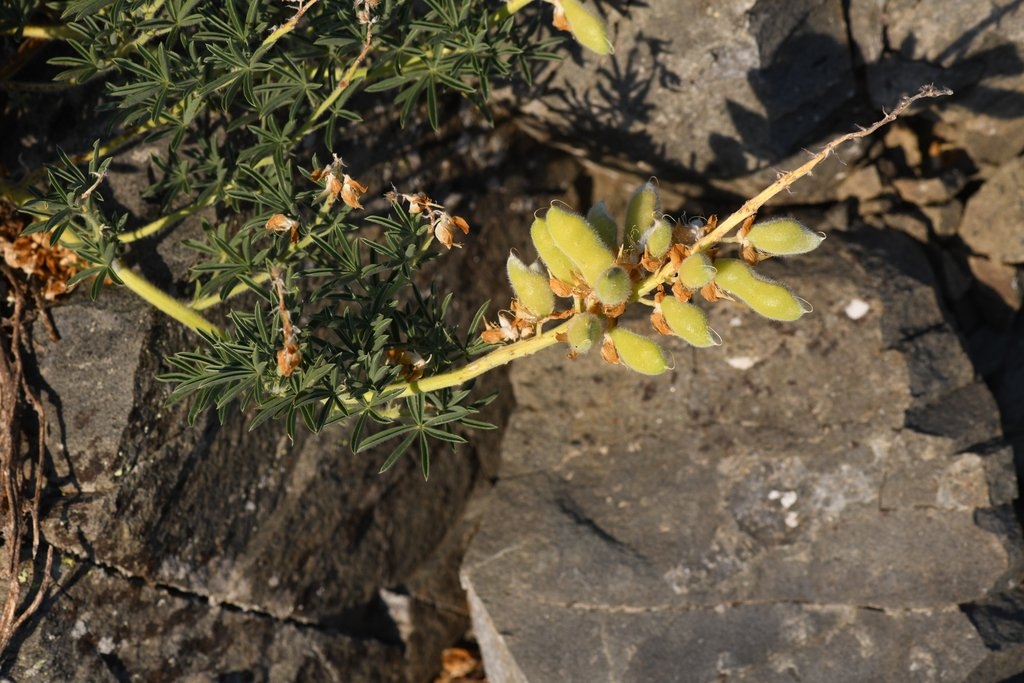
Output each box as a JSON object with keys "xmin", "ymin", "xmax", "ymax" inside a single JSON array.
[{"xmin": 13, "ymin": 0, "xmax": 559, "ymax": 475}]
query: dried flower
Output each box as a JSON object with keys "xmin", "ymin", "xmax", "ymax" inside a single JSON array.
[
  {"xmin": 385, "ymin": 348, "xmax": 428, "ymax": 382},
  {"xmin": 312, "ymin": 155, "xmax": 366, "ymax": 209},
  {"xmin": 1, "ymin": 232, "xmax": 83, "ymax": 301},
  {"xmin": 265, "ymin": 213, "xmax": 300, "ymax": 244},
  {"xmin": 432, "ymin": 212, "xmax": 470, "ymax": 249},
  {"xmin": 386, "ymin": 190, "xmax": 471, "ymax": 249},
  {"xmin": 340, "ymin": 174, "xmax": 368, "ymax": 209},
  {"xmin": 271, "ymin": 272, "xmax": 301, "ymax": 376}
]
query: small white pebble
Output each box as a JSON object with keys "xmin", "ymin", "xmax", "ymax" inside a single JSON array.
[
  {"xmin": 729, "ymin": 316, "xmax": 743, "ymax": 327},
  {"xmin": 71, "ymin": 620, "xmax": 87, "ymax": 639},
  {"xmin": 768, "ymin": 490, "xmax": 781, "ymax": 501},
  {"xmin": 780, "ymin": 491, "xmax": 798, "ymax": 509},
  {"xmin": 726, "ymin": 356, "xmax": 757, "ymax": 370},
  {"xmin": 97, "ymin": 636, "xmax": 115, "ymax": 655},
  {"xmin": 784, "ymin": 511, "xmax": 799, "ymax": 528},
  {"xmin": 845, "ymin": 298, "xmax": 870, "ymax": 320}
]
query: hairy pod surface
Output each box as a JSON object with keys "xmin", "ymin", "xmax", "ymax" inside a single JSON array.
[
  {"xmin": 586, "ymin": 201, "xmax": 619, "ymax": 250},
  {"xmin": 608, "ymin": 327, "xmax": 670, "ymax": 375},
  {"xmin": 546, "ymin": 204, "xmax": 615, "ymax": 285},
  {"xmin": 677, "ymin": 251, "xmax": 717, "ymax": 289},
  {"xmin": 566, "ymin": 312, "xmax": 603, "ymax": 354},
  {"xmin": 713, "ymin": 258, "xmax": 810, "ymax": 321},
  {"xmin": 507, "ymin": 253, "xmax": 555, "ymax": 317},
  {"xmin": 558, "ymin": 0, "xmax": 613, "ymax": 55},
  {"xmin": 745, "ymin": 218, "xmax": 825, "ymax": 256},
  {"xmin": 593, "ymin": 265, "xmax": 632, "ymax": 306},
  {"xmin": 530, "ymin": 216, "xmax": 577, "ymax": 286},
  {"xmin": 625, "ymin": 181, "xmax": 660, "ymax": 243},
  {"xmin": 644, "ymin": 219, "xmax": 673, "ymax": 259},
  {"xmin": 660, "ymin": 298, "xmax": 721, "ymax": 347}
]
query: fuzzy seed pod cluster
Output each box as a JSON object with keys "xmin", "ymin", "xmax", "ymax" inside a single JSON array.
[
  {"xmin": 550, "ymin": 0, "xmax": 613, "ymax": 55},
  {"xmin": 494, "ymin": 181, "xmax": 825, "ymax": 376}
]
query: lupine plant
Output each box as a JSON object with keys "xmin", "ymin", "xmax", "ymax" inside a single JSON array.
[{"xmin": 2, "ymin": 0, "xmax": 949, "ymax": 479}]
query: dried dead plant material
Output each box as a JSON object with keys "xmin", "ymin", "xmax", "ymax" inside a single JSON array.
[
  {"xmin": 313, "ymin": 154, "xmax": 365, "ymax": 209},
  {"xmin": 1, "ymin": 232, "xmax": 83, "ymax": 301},
  {"xmin": 434, "ymin": 212, "xmax": 470, "ymax": 249},
  {"xmin": 481, "ymin": 311, "xmax": 519, "ymax": 344},
  {"xmin": 386, "ymin": 348, "xmax": 428, "ymax": 382},
  {"xmin": 386, "ymin": 190, "xmax": 470, "ymax": 249},
  {"xmin": 265, "ymin": 214, "xmax": 300, "ymax": 244},
  {"xmin": 340, "ymin": 174, "xmax": 368, "ymax": 209},
  {"xmin": 434, "ymin": 646, "xmax": 484, "ymax": 683},
  {"xmin": 276, "ymin": 341, "xmax": 300, "ymax": 376},
  {"xmin": 272, "ymin": 272, "xmax": 300, "ymax": 376}
]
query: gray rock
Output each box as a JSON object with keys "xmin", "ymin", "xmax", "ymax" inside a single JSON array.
[
  {"xmin": 17, "ymin": 564, "xmax": 403, "ymax": 682},
  {"xmin": 9, "ymin": 280, "xmax": 491, "ymax": 680},
  {"xmin": 522, "ymin": 0, "xmax": 1023, "ymax": 212},
  {"xmin": 854, "ymin": 0, "xmax": 1024, "ymax": 160},
  {"xmin": 959, "ymin": 155, "xmax": 1024, "ymax": 264},
  {"xmin": 521, "ymin": 0, "xmax": 855, "ymax": 194},
  {"xmin": 461, "ymin": 227, "xmax": 1018, "ymax": 682}
]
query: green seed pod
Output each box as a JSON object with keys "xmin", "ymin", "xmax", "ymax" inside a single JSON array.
[
  {"xmin": 660, "ymin": 298, "xmax": 721, "ymax": 348},
  {"xmin": 608, "ymin": 327, "xmax": 670, "ymax": 376},
  {"xmin": 643, "ymin": 218, "xmax": 673, "ymax": 259},
  {"xmin": 677, "ymin": 251, "xmax": 717, "ymax": 289},
  {"xmin": 625, "ymin": 181, "xmax": 660, "ymax": 243},
  {"xmin": 507, "ymin": 253, "xmax": 555, "ymax": 317},
  {"xmin": 546, "ymin": 204, "xmax": 615, "ymax": 285},
  {"xmin": 713, "ymin": 258, "xmax": 811, "ymax": 321},
  {"xmin": 530, "ymin": 216, "xmax": 577, "ymax": 285},
  {"xmin": 586, "ymin": 201, "xmax": 619, "ymax": 250},
  {"xmin": 593, "ymin": 265, "xmax": 632, "ymax": 306},
  {"xmin": 745, "ymin": 218, "xmax": 825, "ymax": 256},
  {"xmin": 558, "ymin": 0, "xmax": 613, "ymax": 55},
  {"xmin": 566, "ymin": 312, "xmax": 603, "ymax": 355}
]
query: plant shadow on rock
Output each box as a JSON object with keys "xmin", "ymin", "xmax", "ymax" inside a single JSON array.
[{"xmin": 713, "ymin": 0, "xmax": 857, "ymax": 177}]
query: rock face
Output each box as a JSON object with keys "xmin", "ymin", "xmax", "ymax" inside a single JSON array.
[
  {"xmin": 959, "ymin": 155, "xmax": 1024, "ymax": 265},
  {"xmin": 524, "ymin": 0, "xmax": 1024, "ymax": 205},
  {"xmin": 522, "ymin": 0, "xmax": 855, "ymax": 190},
  {"xmin": 5, "ymin": 284, "xmax": 498, "ymax": 681},
  {"xmin": 461, "ymin": 228, "xmax": 1020, "ymax": 682},
  {"xmin": 4, "ymin": 0, "xmax": 1022, "ymax": 679}
]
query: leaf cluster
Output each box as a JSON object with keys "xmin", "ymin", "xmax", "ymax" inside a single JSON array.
[{"xmin": 11, "ymin": 0, "xmax": 560, "ymax": 474}]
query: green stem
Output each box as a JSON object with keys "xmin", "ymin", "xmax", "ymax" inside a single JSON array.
[
  {"xmin": 110, "ymin": 260, "xmax": 222, "ymax": 337},
  {"xmin": 490, "ymin": 0, "xmax": 538, "ymax": 24},
  {"xmin": 391, "ymin": 320, "xmax": 567, "ymax": 399},
  {"xmin": 4, "ymin": 25, "xmax": 78, "ymax": 40},
  {"xmin": 118, "ymin": 186, "xmax": 218, "ymax": 243}
]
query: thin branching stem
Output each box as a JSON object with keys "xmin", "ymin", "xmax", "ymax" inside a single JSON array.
[{"xmin": 639, "ymin": 84, "xmax": 953, "ymax": 296}]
